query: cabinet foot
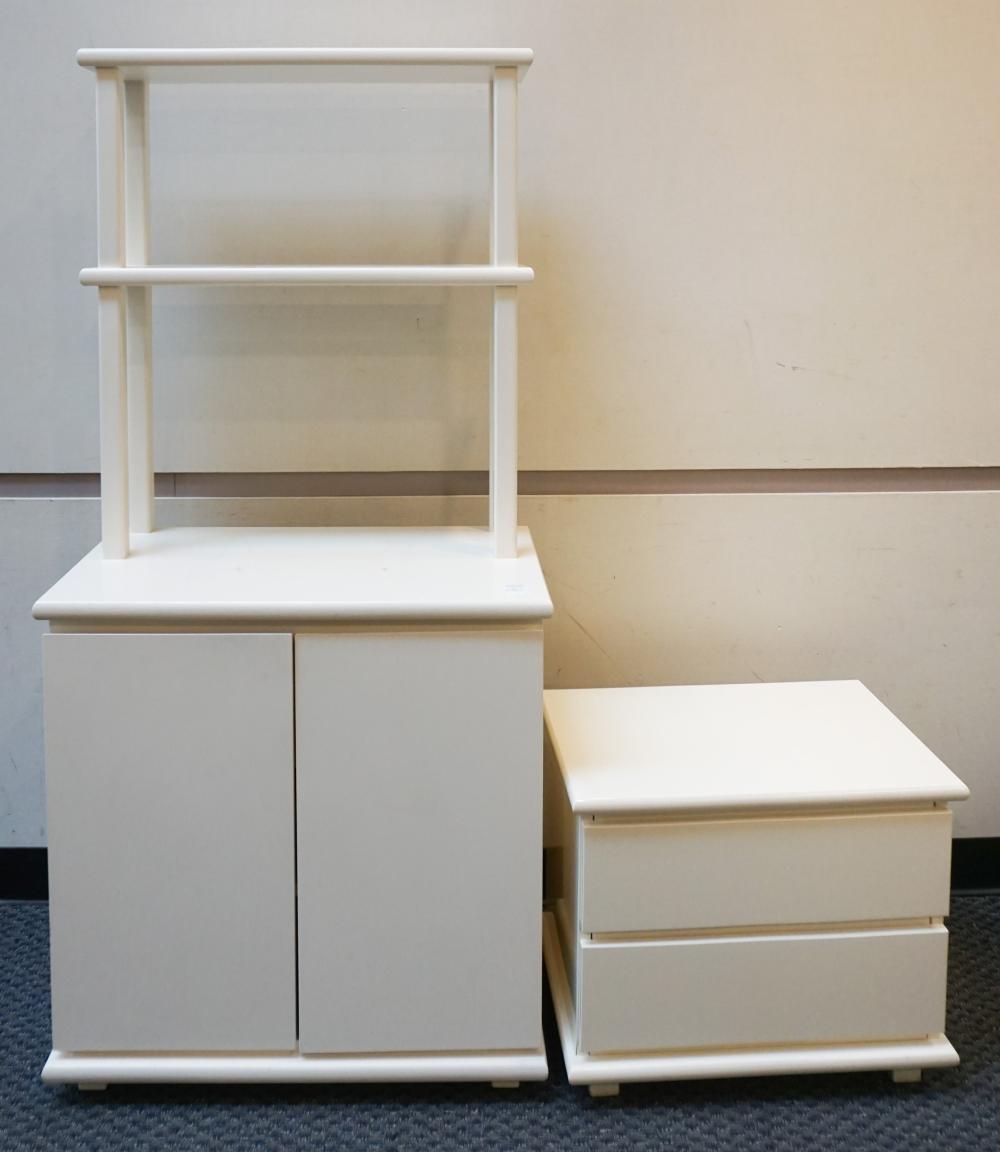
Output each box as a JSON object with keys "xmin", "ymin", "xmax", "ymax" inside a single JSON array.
[
  {"xmin": 78, "ymin": 1082, "xmax": 108, "ymax": 1092},
  {"xmin": 588, "ymin": 1082, "xmax": 620, "ymax": 1098},
  {"xmin": 491, "ymin": 1080, "xmax": 519, "ymax": 1089},
  {"xmin": 892, "ymin": 1068, "xmax": 922, "ymax": 1084}
]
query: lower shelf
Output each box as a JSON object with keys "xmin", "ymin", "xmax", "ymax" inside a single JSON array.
[
  {"xmin": 542, "ymin": 912, "xmax": 958, "ymax": 1089},
  {"xmin": 43, "ymin": 1047, "xmax": 548, "ymax": 1086},
  {"xmin": 32, "ymin": 525, "xmax": 553, "ymax": 625}
]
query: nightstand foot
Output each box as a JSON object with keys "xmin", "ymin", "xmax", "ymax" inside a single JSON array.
[
  {"xmin": 588, "ymin": 1081, "xmax": 620, "ymax": 1098},
  {"xmin": 79, "ymin": 1082, "xmax": 108, "ymax": 1092},
  {"xmin": 892, "ymin": 1068, "xmax": 922, "ymax": 1084}
]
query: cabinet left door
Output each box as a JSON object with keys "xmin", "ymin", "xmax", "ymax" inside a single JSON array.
[{"xmin": 43, "ymin": 632, "xmax": 297, "ymax": 1053}]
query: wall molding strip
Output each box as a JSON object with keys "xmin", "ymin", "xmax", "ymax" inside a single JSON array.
[{"xmin": 1, "ymin": 468, "xmax": 1000, "ymax": 500}]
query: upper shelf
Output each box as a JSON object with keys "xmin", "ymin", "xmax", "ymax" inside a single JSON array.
[
  {"xmin": 76, "ymin": 48, "xmax": 533, "ymax": 84},
  {"xmin": 80, "ymin": 265, "xmax": 534, "ymax": 288}
]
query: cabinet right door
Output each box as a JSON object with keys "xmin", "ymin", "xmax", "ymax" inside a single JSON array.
[{"xmin": 295, "ymin": 628, "xmax": 543, "ymax": 1055}]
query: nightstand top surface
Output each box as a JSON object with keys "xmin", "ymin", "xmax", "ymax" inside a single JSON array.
[
  {"xmin": 544, "ymin": 680, "xmax": 969, "ymax": 815},
  {"xmin": 34, "ymin": 526, "xmax": 552, "ymax": 625}
]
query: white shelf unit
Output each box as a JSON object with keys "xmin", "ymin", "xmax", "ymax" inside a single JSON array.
[
  {"xmin": 36, "ymin": 48, "xmax": 552, "ymax": 1091},
  {"xmin": 80, "ymin": 47, "xmax": 532, "ymax": 559}
]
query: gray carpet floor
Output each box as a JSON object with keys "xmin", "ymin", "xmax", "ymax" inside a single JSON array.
[{"xmin": 2, "ymin": 896, "xmax": 998, "ymax": 1151}]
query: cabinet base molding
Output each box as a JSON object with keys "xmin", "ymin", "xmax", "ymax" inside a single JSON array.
[
  {"xmin": 543, "ymin": 913, "xmax": 956, "ymax": 1090},
  {"xmin": 43, "ymin": 1048, "xmax": 548, "ymax": 1087}
]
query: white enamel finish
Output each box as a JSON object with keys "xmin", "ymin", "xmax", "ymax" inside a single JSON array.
[
  {"xmin": 32, "ymin": 526, "xmax": 552, "ymax": 624},
  {"xmin": 543, "ymin": 914, "xmax": 958, "ymax": 1086},
  {"xmin": 43, "ymin": 1047, "xmax": 548, "ymax": 1085},
  {"xmin": 577, "ymin": 925, "xmax": 949, "ymax": 1056},
  {"xmin": 122, "ymin": 81, "xmax": 149, "ymax": 268},
  {"xmin": 580, "ymin": 809, "xmax": 954, "ymax": 933},
  {"xmin": 543, "ymin": 681, "xmax": 965, "ymax": 1085},
  {"xmin": 489, "ymin": 67, "xmax": 520, "ymax": 559},
  {"xmin": 95, "ymin": 70, "xmax": 128, "ymax": 558},
  {"xmin": 43, "ymin": 632, "xmax": 296, "ymax": 1052},
  {"xmin": 490, "ymin": 70, "xmax": 519, "ymax": 266},
  {"xmin": 295, "ymin": 629, "xmax": 543, "ymax": 1054},
  {"xmin": 97, "ymin": 288, "xmax": 128, "ymax": 558},
  {"xmin": 124, "ymin": 80, "xmax": 153, "ymax": 534},
  {"xmin": 80, "ymin": 264, "xmax": 533, "ymax": 287},
  {"xmin": 45, "ymin": 42, "xmax": 546, "ymax": 1084},
  {"xmin": 490, "ymin": 286, "xmax": 519, "ymax": 559},
  {"xmin": 77, "ymin": 47, "xmax": 533, "ymax": 84},
  {"xmin": 545, "ymin": 681, "xmax": 969, "ymax": 815},
  {"xmin": 124, "ymin": 287, "xmax": 152, "ymax": 531},
  {"xmin": 95, "ymin": 71, "xmax": 123, "ymax": 271}
]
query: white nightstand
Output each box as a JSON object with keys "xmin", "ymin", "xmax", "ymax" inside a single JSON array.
[{"xmin": 542, "ymin": 680, "xmax": 969, "ymax": 1096}]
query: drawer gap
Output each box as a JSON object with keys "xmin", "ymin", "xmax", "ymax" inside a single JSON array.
[
  {"xmin": 587, "ymin": 917, "xmax": 939, "ymax": 945},
  {"xmin": 584, "ymin": 1032, "xmax": 942, "ymax": 1059},
  {"xmin": 587, "ymin": 801, "xmax": 941, "ymax": 826}
]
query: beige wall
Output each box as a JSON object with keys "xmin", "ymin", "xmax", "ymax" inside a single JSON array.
[
  {"xmin": 2, "ymin": 2, "xmax": 998, "ymax": 842},
  {"xmin": 6, "ymin": 0, "xmax": 1000, "ymax": 471}
]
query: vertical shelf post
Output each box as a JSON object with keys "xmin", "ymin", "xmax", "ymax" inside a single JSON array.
[
  {"xmin": 124, "ymin": 80, "xmax": 154, "ymax": 534},
  {"xmin": 489, "ymin": 67, "xmax": 519, "ymax": 559},
  {"xmin": 95, "ymin": 68, "xmax": 129, "ymax": 558}
]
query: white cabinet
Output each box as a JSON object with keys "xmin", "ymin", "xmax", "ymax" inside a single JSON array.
[
  {"xmin": 295, "ymin": 629, "xmax": 543, "ymax": 1054},
  {"xmin": 36, "ymin": 533, "xmax": 552, "ymax": 1086},
  {"xmin": 43, "ymin": 633, "xmax": 297, "ymax": 1053}
]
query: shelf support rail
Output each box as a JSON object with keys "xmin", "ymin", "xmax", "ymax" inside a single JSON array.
[
  {"xmin": 489, "ymin": 66, "xmax": 519, "ymax": 560},
  {"xmin": 95, "ymin": 69, "xmax": 130, "ymax": 558},
  {"xmin": 124, "ymin": 79, "xmax": 154, "ymax": 536},
  {"xmin": 95, "ymin": 69, "xmax": 155, "ymax": 559}
]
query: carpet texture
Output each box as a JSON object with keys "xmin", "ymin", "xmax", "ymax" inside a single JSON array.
[{"xmin": 2, "ymin": 896, "xmax": 998, "ymax": 1151}]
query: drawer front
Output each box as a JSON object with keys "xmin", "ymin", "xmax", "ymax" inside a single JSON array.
[
  {"xmin": 578, "ymin": 925, "xmax": 948, "ymax": 1055},
  {"xmin": 581, "ymin": 809, "xmax": 951, "ymax": 933}
]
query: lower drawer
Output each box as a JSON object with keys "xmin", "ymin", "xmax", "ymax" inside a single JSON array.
[{"xmin": 578, "ymin": 924, "xmax": 948, "ymax": 1055}]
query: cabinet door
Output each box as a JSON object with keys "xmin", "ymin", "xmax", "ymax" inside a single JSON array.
[
  {"xmin": 296, "ymin": 629, "xmax": 543, "ymax": 1054},
  {"xmin": 44, "ymin": 632, "xmax": 296, "ymax": 1052}
]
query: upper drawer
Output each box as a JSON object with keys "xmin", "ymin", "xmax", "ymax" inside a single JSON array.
[{"xmin": 580, "ymin": 808, "xmax": 952, "ymax": 934}]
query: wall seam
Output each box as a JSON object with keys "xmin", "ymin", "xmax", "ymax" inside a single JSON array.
[{"xmin": 1, "ymin": 468, "xmax": 1000, "ymax": 499}]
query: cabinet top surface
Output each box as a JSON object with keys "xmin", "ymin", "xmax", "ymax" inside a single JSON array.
[
  {"xmin": 544, "ymin": 681, "xmax": 969, "ymax": 814},
  {"xmin": 76, "ymin": 48, "xmax": 533, "ymax": 83},
  {"xmin": 34, "ymin": 526, "xmax": 552, "ymax": 625}
]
